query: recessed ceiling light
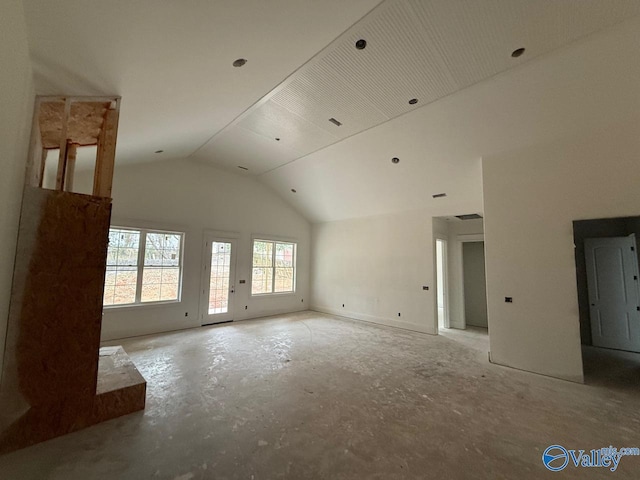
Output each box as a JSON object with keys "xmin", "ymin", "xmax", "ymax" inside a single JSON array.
[
  {"xmin": 355, "ymin": 39, "xmax": 367, "ymax": 50},
  {"xmin": 391, "ymin": 157, "xmax": 400, "ymax": 164},
  {"xmin": 233, "ymin": 58, "xmax": 247, "ymax": 67},
  {"xmin": 409, "ymin": 98, "xmax": 418, "ymax": 105},
  {"xmin": 238, "ymin": 166, "xmax": 249, "ymax": 171},
  {"xmin": 432, "ymin": 193, "xmax": 447, "ymax": 198},
  {"xmin": 291, "ymin": 189, "xmax": 297, "ymax": 193},
  {"xmin": 511, "ymin": 47, "xmax": 525, "ymax": 58},
  {"xmin": 154, "ymin": 150, "xmax": 164, "ymax": 154}
]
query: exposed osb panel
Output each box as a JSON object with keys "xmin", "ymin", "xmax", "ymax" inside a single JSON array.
[
  {"xmin": 0, "ymin": 187, "xmax": 145, "ymax": 454},
  {"xmin": 39, "ymin": 101, "xmax": 111, "ymax": 149}
]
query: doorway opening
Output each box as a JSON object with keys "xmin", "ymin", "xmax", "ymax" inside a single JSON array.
[
  {"xmin": 436, "ymin": 238, "xmax": 448, "ymax": 329},
  {"xmin": 462, "ymin": 241, "xmax": 488, "ymax": 330},
  {"xmin": 432, "ymin": 216, "xmax": 490, "ymax": 356},
  {"xmin": 573, "ymin": 216, "xmax": 640, "ymax": 392}
]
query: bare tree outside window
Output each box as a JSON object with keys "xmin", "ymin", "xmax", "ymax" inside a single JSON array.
[
  {"xmin": 104, "ymin": 227, "xmax": 184, "ymax": 307},
  {"xmin": 252, "ymin": 239, "xmax": 296, "ymax": 295}
]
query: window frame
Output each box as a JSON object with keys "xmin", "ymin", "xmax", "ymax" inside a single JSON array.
[
  {"xmin": 250, "ymin": 237, "xmax": 297, "ymax": 296},
  {"xmin": 103, "ymin": 225, "xmax": 185, "ymax": 309}
]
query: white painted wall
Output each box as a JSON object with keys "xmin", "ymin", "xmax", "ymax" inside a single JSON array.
[
  {"xmin": 483, "ymin": 118, "xmax": 640, "ymax": 383},
  {"xmin": 0, "ymin": 0, "xmax": 34, "ymax": 376},
  {"xmin": 74, "ymin": 160, "xmax": 310, "ymax": 341},
  {"xmin": 311, "ymin": 210, "xmax": 435, "ymax": 334},
  {"xmin": 463, "ymin": 242, "xmax": 488, "ymax": 328}
]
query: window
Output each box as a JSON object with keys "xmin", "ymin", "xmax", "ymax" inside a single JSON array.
[
  {"xmin": 104, "ymin": 227, "xmax": 184, "ymax": 307},
  {"xmin": 252, "ymin": 239, "xmax": 296, "ymax": 295}
]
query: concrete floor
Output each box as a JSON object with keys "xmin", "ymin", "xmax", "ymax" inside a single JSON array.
[
  {"xmin": 1, "ymin": 311, "xmax": 640, "ymax": 479},
  {"xmin": 582, "ymin": 344, "xmax": 640, "ymax": 393}
]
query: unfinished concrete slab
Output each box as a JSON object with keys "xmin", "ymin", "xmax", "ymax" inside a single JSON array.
[{"xmin": 0, "ymin": 312, "xmax": 639, "ymax": 479}]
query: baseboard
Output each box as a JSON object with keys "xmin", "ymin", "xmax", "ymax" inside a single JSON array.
[
  {"xmin": 311, "ymin": 305, "xmax": 434, "ymax": 335},
  {"xmin": 488, "ymin": 354, "xmax": 584, "ymax": 384},
  {"xmin": 233, "ymin": 306, "xmax": 307, "ymax": 323}
]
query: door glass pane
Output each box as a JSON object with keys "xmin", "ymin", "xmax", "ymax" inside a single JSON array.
[{"xmin": 209, "ymin": 242, "xmax": 232, "ymax": 314}]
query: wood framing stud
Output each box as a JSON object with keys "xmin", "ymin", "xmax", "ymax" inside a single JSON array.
[
  {"xmin": 55, "ymin": 99, "xmax": 72, "ymax": 191},
  {"xmin": 38, "ymin": 148, "xmax": 47, "ymax": 188},
  {"xmin": 25, "ymin": 95, "xmax": 121, "ymax": 197},
  {"xmin": 93, "ymin": 104, "xmax": 120, "ymax": 198},
  {"xmin": 25, "ymin": 98, "xmax": 44, "ymax": 188},
  {"xmin": 65, "ymin": 143, "xmax": 78, "ymax": 192}
]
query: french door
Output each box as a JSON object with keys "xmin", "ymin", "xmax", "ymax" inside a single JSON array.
[{"xmin": 201, "ymin": 234, "xmax": 237, "ymax": 324}]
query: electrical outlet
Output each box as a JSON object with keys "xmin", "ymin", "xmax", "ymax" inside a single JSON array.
[
  {"xmin": 185, "ymin": 312, "xmax": 188, "ymax": 317},
  {"xmin": 505, "ymin": 297, "xmax": 513, "ymax": 303},
  {"xmin": 342, "ymin": 304, "xmax": 345, "ymax": 308},
  {"xmin": 245, "ymin": 305, "xmax": 248, "ymax": 310},
  {"xmin": 422, "ymin": 286, "xmax": 429, "ymax": 290},
  {"xmin": 398, "ymin": 312, "xmax": 401, "ymax": 317}
]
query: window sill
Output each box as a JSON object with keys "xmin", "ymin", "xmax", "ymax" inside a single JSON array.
[
  {"xmin": 103, "ymin": 299, "xmax": 182, "ymax": 312},
  {"xmin": 250, "ymin": 292, "xmax": 297, "ymax": 298}
]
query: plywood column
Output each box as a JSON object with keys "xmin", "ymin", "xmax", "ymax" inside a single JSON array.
[{"xmin": 0, "ymin": 96, "xmax": 141, "ymax": 455}]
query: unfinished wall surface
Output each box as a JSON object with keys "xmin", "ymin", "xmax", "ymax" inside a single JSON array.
[
  {"xmin": 0, "ymin": 0, "xmax": 35, "ymax": 377},
  {"xmin": 483, "ymin": 119, "xmax": 640, "ymax": 383},
  {"xmin": 0, "ymin": 188, "xmax": 146, "ymax": 453},
  {"xmin": 74, "ymin": 160, "xmax": 311, "ymax": 341},
  {"xmin": 311, "ymin": 211, "xmax": 435, "ymax": 333}
]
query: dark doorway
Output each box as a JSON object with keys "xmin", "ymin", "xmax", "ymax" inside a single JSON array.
[{"xmin": 573, "ymin": 215, "xmax": 640, "ymax": 389}]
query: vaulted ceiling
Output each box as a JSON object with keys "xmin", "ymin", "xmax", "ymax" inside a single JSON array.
[{"xmin": 24, "ymin": 0, "xmax": 640, "ymax": 222}]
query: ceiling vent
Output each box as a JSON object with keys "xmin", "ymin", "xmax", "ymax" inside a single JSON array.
[
  {"xmin": 328, "ymin": 117, "xmax": 343, "ymax": 126},
  {"xmin": 432, "ymin": 193, "xmax": 447, "ymax": 198},
  {"xmin": 455, "ymin": 213, "xmax": 483, "ymax": 220}
]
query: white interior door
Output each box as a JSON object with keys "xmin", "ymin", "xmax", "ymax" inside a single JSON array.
[
  {"xmin": 201, "ymin": 235, "xmax": 237, "ymax": 325},
  {"xmin": 585, "ymin": 235, "xmax": 640, "ymax": 352}
]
